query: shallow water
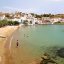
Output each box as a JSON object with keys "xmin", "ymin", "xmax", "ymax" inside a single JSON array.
[{"xmin": 11, "ymin": 25, "xmax": 64, "ymax": 64}]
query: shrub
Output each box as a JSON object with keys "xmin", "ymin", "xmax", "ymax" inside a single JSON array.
[
  {"xmin": 0, "ymin": 20, "xmax": 20, "ymax": 27},
  {"xmin": 13, "ymin": 21, "xmax": 19, "ymax": 25}
]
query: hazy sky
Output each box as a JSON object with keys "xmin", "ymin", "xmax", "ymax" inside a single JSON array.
[{"xmin": 0, "ymin": 0, "xmax": 64, "ymax": 14}]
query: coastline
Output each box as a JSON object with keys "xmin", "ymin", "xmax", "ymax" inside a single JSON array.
[{"xmin": 0, "ymin": 26, "xmax": 19, "ymax": 64}]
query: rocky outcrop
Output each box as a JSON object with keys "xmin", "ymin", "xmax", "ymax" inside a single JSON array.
[
  {"xmin": 56, "ymin": 48, "xmax": 64, "ymax": 58},
  {"xmin": 40, "ymin": 53, "xmax": 57, "ymax": 64}
]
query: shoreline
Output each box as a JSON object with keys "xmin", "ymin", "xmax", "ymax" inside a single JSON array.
[{"xmin": 0, "ymin": 25, "xmax": 19, "ymax": 64}]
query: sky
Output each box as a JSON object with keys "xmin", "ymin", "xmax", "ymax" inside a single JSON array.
[{"xmin": 0, "ymin": 0, "xmax": 64, "ymax": 14}]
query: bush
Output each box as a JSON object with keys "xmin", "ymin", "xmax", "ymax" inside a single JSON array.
[
  {"xmin": 13, "ymin": 21, "xmax": 19, "ymax": 25},
  {"xmin": 0, "ymin": 20, "xmax": 8, "ymax": 27},
  {"xmin": 7, "ymin": 21, "xmax": 13, "ymax": 25},
  {"xmin": 54, "ymin": 21, "xmax": 64, "ymax": 25},
  {"xmin": 0, "ymin": 20, "xmax": 20, "ymax": 27}
]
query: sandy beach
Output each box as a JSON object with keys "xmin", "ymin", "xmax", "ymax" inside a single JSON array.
[{"xmin": 0, "ymin": 26, "xmax": 19, "ymax": 64}]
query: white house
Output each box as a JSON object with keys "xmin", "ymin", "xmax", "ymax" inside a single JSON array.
[
  {"xmin": 0, "ymin": 14, "xmax": 5, "ymax": 20},
  {"xmin": 51, "ymin": 18, "xmax": 62, "ymax": 24},
  {"xmin": 12, "ymin": 18, "xmax": 21, "ymax": 23},
  {"xmin": 60, "ymin": 18, "xmax": 64, "ymax": 22},
  {"xmin": 31, "ymin": 18, "xmax": 38, "ymax": 24},
  {"xmin": 42, "ymin": 17, "xmax": 50, "ymax": 21}
]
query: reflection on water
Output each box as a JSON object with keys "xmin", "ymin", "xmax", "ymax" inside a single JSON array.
[{"xmin": 11, "ymin": 25, "xmax": 64, "ymax": 64}]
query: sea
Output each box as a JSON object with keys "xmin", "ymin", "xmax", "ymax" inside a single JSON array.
[{"xmin": 10, "ymin": 25, "xmax": 64, "ymax": 64}]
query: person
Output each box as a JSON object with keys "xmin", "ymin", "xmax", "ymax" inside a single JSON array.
[{"xmin": 16, "ymin": 40, "xmax": 19, "ymax": 47}]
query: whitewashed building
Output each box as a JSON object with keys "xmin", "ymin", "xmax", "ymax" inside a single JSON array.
[
  {"xmin": 51, "ymin": 18, "xmax": 62, "ymax": 24},
  {"xmin": 0, "ymin": 14, "xmax": 6, "ymax": 20}
]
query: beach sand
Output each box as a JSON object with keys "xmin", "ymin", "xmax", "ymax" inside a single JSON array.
[
  {"xmin": 0, "ymin": 26, "xmax": 19, "ymax": 64},
  {"xmin": 0, "ymin": 25, "xmax": 40, "ymax": 64}
]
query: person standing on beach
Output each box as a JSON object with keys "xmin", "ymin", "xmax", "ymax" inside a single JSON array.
[{"xmin": 16, "ymin": 40, "xmax": 19, "ymax": 47}]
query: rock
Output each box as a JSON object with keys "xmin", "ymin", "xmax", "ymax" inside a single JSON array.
[
  {"xmin": 40, "ymin": 53, "xmax": 57, "ymax": 64},
  {"xmin": 57, "ymin": 48, "xmax": 64, "ymax": 58},
  {"xmin": 41, "ymin": 53, "xmax": 50, "ymax": 60}
]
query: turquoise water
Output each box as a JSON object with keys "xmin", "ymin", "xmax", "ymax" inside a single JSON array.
[
  {"xmin": 11, "ymin": 25, "xmax": 64, "ymax": 64},
  {"xmin": 19, "ymin": 25, "xmax": 64, "ymax": 47}
]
